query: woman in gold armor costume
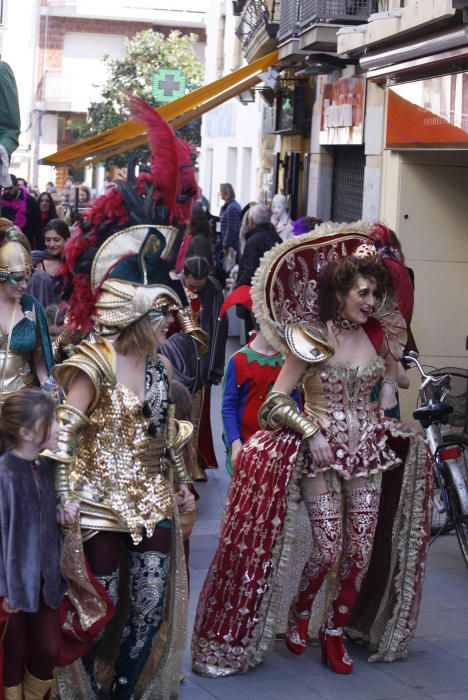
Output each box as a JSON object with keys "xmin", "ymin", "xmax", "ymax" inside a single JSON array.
[
  {"xmin": 192, "ymin": 223, "xmax": 432, "ymax": 678},
  {"xmin": 0, "ymin": 219, "xmax": 53, "ymax": 402},
  {"xmin": 49, "ymin": 100, "xmax": 200, "ymax": 699}
]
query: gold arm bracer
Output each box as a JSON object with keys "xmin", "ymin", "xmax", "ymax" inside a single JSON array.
[
  {"xmin": 176, "ymin": 306, "xmax": 208, "ymax": 354},
  {"xmin": 166, "ymin": 402, "xmax": 192, "ymax": 484},
  {"xmin": 42, "ymin": 404, "xmax": 90, "ymax": 504},
  {"xmin": 258, "ymin": 392, "xmax": 320, "ymax": 440}
]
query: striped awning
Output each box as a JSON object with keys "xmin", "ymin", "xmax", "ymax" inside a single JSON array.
[{"xmin": 40, "ymin": 50, "xmax": 279, "ymax": 167}]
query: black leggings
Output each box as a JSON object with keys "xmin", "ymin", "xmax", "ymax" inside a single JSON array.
[{"xmin": 4, "ymin": 602, "xmax": 61, "ymax": 686}]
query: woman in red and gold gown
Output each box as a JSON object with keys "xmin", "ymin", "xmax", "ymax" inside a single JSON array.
[{"xmin": 192, "ymin": 223, "xmax": 432, "ymax": 678}]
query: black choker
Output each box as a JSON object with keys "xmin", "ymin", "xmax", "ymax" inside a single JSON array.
[{"xmin": 334, "ymin": 316, "xmax": 359, "ymax": 331}]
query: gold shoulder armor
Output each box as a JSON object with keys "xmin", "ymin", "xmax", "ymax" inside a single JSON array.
[
  {"xmin": 52, "ymin": 336, "xmax": 116, "ymax": 412},
  {"xmin": 284, "ymin": 321, "xmax": 334, "ymax": 363}
]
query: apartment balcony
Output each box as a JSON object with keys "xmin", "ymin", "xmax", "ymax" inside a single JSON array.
[
  {"xmin": 278, "ymin": 0, "xmax": 377, "ymax": 59},
  {"xmin": 41, "ymin": 0, "xmax": 208, "ymax": 28},
  {"xmin": 40, "ymin": 71, "xmax": 97, "ymax": 113},
  {"xmin": 338, "ymin": 0, "xmax": 459, "ymax": 56},
  {"xmin": 235, "ymin": 0, "xmax": 281, "ymax": 62}
]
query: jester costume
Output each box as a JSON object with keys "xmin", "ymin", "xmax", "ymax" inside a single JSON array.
[
  {"xmin": 220, "ymin": 286, "xmax": 299, "ymax": 476},
  {"xmin": 48, "ymin": 99, "xmax": 199, "ymax": 699},
  {"xmin": 222, "ymin": 336, "xmax": 284, "ymax": 476},
  {"xmin": 192, "ymin": 222, "xmax": 432, "ymax": 676}
]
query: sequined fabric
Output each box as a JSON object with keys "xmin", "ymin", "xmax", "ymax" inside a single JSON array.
[
  {"xmin": 293, "ymin": 491, "xmax": 342, "ymax": 615},
  {"xmin": 71, "ymin": 354, "xmax": 172, "ymax": 544},
  {"xmin": 302, "ymin": 357, "xmax": 400, "ymax": 479},
  {"xmin": 192, "ymin": 421, "xmax": 432, "ymax": 677},
  {"xmin": 328, "ymin": 487, "xmax": 381, "ymax": 629}
]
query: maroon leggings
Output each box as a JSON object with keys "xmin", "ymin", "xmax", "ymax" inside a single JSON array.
[
  {"xmin": 83, "ymin": 527, "xmax": 172, "ymax": 576},
  {"xmin": 4, "ymin": 602, "xmax": 61, "ymax": 686}
]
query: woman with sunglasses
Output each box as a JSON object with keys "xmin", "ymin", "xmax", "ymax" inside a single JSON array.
[{"xmin": 0, "ymin": 219, "xmax": 54, "ymax": 405}]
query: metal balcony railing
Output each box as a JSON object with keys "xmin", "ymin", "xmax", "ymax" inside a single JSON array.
[
  {"xmin": 235, "ymin": 0, "xmax": 281, "ymax": 50},
  {"xmin": 300, "ymin": 0, "xmax": 377, "ymax": 27},
  {"xmin": 278, "ymin": 0, "xmax": 301, "ymax": 41}
]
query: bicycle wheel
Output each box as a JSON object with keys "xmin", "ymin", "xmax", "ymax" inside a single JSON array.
[{"xmin": 447, "ymin": 473, "xmax": 468, "ymax": 568}]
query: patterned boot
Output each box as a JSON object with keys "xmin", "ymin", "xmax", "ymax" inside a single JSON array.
[
  {"xmin": 323, "ymin": 487, "xmax": 381, "ymax": 674},
  {"xmin": 285, "ymin": 491, "xmax": 342, "ymax": 655},
  {"xmin": 112, "ymin": 550, "xmax": 170, "ymax": 699}
]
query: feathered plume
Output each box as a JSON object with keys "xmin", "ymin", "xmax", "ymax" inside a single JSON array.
[
  {"xmin": 129, "ymin": 95, "xmax": 179, "ymax": 221},
  {"xmin": 174, "ymin": 138, "xmax": 199, "ymax": 223},
  {"xmin": 62, "ymin": 98, "xmax": 199, "ymax": 331}
]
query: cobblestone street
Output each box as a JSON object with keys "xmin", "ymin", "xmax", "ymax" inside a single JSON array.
[{"xmin": 181, "ymin": 372, "xmax": 468, "ymax": 700}]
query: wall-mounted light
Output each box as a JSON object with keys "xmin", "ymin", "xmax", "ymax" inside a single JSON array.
[{"xmin": 236, "ymin": 89, "xmax": 256, "ymax": 105}]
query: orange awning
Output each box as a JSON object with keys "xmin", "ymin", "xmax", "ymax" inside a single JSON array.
[
  {"xmin": 387, "ymin": 87, "xmax": 468, "ymax": 148},
  {"xmin": 40, "ymin": 50, "xmax": 279, "ymax": 167}
]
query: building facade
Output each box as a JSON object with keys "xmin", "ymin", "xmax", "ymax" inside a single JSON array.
[
  {"xmin": 233, "ymin": 0, "xmax": 468, "ymax": 422},
  {"xmin": 0, "ymin": 0, "xmax": 206, "ymax": 189},
  {"xmin": 336, "ymin": 0, "xmax": 468, "ymax": 419},
  {"xmin": 198, "ymin": 0, "xmax": 269, "ymax": 215}
]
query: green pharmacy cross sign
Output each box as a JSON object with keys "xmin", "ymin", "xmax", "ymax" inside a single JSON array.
[{"xmin": 152, "ymin": 69, "xmax": 187, "ymax": 103}]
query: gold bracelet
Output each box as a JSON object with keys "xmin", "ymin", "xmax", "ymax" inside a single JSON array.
[
  {"xmin": 166, "ymin": 403, "xmax": 192, "ymax": 483},
  {"xmin": 259, "ymin": 392, "xmax": 320, "ymax": 440},
  {"xmin": 41, "ymin": 404, "xmax": 89, "ymax": 503}
]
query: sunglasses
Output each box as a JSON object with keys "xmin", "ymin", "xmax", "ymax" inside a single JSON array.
[{"xmin": 148, "ymin": 305, "xmax": 171, "ymax": 322}]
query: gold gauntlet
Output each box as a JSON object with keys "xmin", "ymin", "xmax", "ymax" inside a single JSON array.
[
  {"xmin": 176, "ymin": 306, "xmax": 208, "ymax": 354},
  {"xmin": 42, "ymin": 404, "xmax": 89, "ymax": 504},
  {"xmin": 166, "ymin": 402, "xmax": 193, "ymax": 484},
  {"xmin": 259, "ymin": 392, "xmax": 320, "ymax": 440}
]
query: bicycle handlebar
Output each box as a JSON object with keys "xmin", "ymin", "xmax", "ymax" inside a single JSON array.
[{"xmin": 402, "ymin": 354, "xmax": 451, "ymax": 398}]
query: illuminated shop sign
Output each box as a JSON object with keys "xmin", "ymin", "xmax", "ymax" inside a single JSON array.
[
  {"xmin": 319, "ymin": 76, "xmax": 365, "ymax": 146},
  {"xmin": 386, "ymin": 72, "xmax": 468, "ymax": 149}
]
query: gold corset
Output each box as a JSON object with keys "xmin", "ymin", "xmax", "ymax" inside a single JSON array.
[
  {"xmin": 302, "ymin": 356, "xmax": 385, "ymax": 435},
  {"xmin": 71, "ymin": 378, "xmax": 172, "ymax": 544},
  {"xmin": 0, "ymin": 337, "xmax": 34, "ymax": 403}
]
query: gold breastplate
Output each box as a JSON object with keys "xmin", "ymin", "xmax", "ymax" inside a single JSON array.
[
  {"xmin": 71, "ymin": 377, "xmax": 172, "ymax": 544},
  {"xmin": 0, "ymin": 339, "xmax": 34, "ymax": 403}
]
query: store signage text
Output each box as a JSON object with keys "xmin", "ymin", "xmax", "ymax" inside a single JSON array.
[{"xmin": 319, "ymin": 76, "xmax": 365, "ymax": 146}]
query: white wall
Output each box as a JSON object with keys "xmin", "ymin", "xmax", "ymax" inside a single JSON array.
[
  {"xmin": 379, "ymin": 148, "xmax": 468, "ymax": 424},
  {"xmin": 1, "ymin": 0, "xmax": 40, "ymax": 180},
  {"xmin": 198, "ymin": 0, "xmax": 262, "ymax": 212}
]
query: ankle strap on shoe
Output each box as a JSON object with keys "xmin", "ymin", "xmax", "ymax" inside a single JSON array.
[{"xmin": 323, "ymin": 626, "xmax": 344, "ymax": 637}]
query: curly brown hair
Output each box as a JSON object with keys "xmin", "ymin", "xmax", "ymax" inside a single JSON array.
[{"xmin": 318, "ymin": 256, "xmax": 391, "ymax": 322}]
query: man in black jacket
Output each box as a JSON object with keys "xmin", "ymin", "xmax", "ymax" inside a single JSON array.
[{"xmin": 236, "ymin": 203, "xmax": 282, "ymax": 287}]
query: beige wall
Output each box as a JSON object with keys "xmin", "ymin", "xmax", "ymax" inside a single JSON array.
[{"xmin": 380, "ymin": 149, "xmax": 468, "ymax": 424}]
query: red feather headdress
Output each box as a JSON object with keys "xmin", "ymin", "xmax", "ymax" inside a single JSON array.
[{"xmin": 62, "ymin": 97, "xmax": 198, "ymax": 331}]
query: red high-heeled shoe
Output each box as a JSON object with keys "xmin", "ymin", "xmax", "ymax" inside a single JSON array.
[
  {"xmin": 285, "ymin": 608, "xmax": 310, "ymax": 655},
  {"xmin": 318, "ymin": 626, "xmax": 353, "ymax": 674}
]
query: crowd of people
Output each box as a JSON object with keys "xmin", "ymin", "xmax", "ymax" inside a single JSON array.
[{"xmin": 0, "ymin": 101, "xmax": 432, "ymax": 700}]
